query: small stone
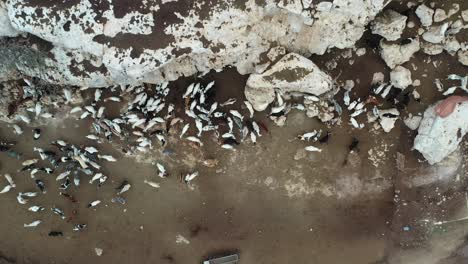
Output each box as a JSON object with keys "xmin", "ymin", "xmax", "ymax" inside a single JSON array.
[
  {"xmin": 271, "ymin": 115, "xmax": 287, "ymax": 127},
  {"xmin": 447, "ymin": 19, "xmax": 463, "ymax": 35},
  {"xmin": 422, "ymin": 23, "xmax": 449, "ymax": 44},
  {"xmin": 447, "ymin": 3, "xmax": 460, "ymax": 17},
  {"xmin": 407, "ymin": 21, "xmax": 415, "ymax": 28},
  {"xmin": 462, "ymin": 9, "xmax": 468, "ymax": 22},
  {"xmin": 415, "ymin": 4, "xmax": 434, "ymax": 27},
  {"xmin": 202, "ymin": 159, "xmax": 218, "ymax": 168},
  {"xmin": 444, "ymin": 36, "xmax": 460, "ymax": 55},
  {"xmin": 421, "ymin": 41, "xmax": 444, "ymax": 55},
  {"xmin": 404, "ymin": 114, "xmax": 422, "ymax": 130},
  {"xmin": 95, "ymin": 248, "xmax": 103, "ymax": 256},
  {"xmin": 372, "ymin": 72, "xmax": 385, "ymax": 85},
  {"xmin": 370, "ymin": 10, "xmax": 407, "ymax": 41},
  {"xmin": 379, "ymin": 39, "xmax": 420, "ymax": 69},
  {"xmin": 390, "ymin": 66, "xmax": 412, "ymax": 89},
  {"xmin": 412, "ymin": 89, "xmax": 421, "ymax": 100},
  {"xmin": 379, "ymin": 108, "xmax": 400, "ymax": 133},
  {"xmin": 344, "ymin": 80, "xmax": 355, "ymax": 91},
  {"xmin": 414, "ymin": 100, "xmax": 468, "ymax": 164},
  {"xmin": 412, "ymin": 79, "xmax": 421, "ymax": 87},
  {"xmin": 433, "ymin": 9, "xmax": 447, "ymax": 22},
  {"xmin": 175, "ymin": 234, "xmax": 190, "ymax": 244},
  {"xmin": 355, "ymin": 48, "xmax": 366, "ymax": 56}
]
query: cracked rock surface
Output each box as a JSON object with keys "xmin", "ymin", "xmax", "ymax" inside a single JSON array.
[{"xmin": 0, "ymin": 0, "xmax": 386, "ymax": 87}]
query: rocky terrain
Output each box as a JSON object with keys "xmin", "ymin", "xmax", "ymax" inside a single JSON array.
[{"xmin": 0, "ymin": 0, "xmax": 467, "ymax": 263}]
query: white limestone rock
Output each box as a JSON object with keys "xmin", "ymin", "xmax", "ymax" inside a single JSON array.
[
  {"xmin": 245, "ymin": 53, "xmax": 333, "ymax": 111},
  {"xmin": 1, "ymin": 0, "xmax": 387, "ymax": 87},
  {"xmin": 422, "ymin": 23, "xmax": 449, "ymax": 44},
  {"xmin": 379, "ymin": 38, "xmax": 420, "ymax": 69},
  {"xmin": 443, "ymin": 37, "xmax": 460, "ymax": 55},
  {"xmin": 355, "ymin": 48, "xmax": 366, "ymax": 57},
  {"xmin": 433, "ymin": 8, "xmax": 447, "ymax": 22},
  {"xmin": 372, "ymin": 72, "xmax": 385, "ymax": 85},
  {"xmin": 0, "ymin": 4, "xmax": 18, "ymax": 37},
  {"xmin": 404, "ymin": 114, "xmax": 422, "ymax": 130},
  {"xmin": 447, "ymin": 19, "xmax": 463, "ymax": 35},
  {"xmin": 413, "ymin": 101, "xmax": 468, "ymax": 165},
  {"xmin": 371, "ymin": 10, "xmax": 407, "ymax": 41},
  {"xmin": 415, "ymin": 4, "xmax": 434, "ymax": 27},
  {"xmin": 378, "ymin": 108, "xmax": 399, "ymax": 133},
  {"xmin": 390, "ymin": 66, "xmax": 412, "ymax": 89},
  {"xmin": 421, "ymin": 42, "xmax": 444, "ymax": 55}
]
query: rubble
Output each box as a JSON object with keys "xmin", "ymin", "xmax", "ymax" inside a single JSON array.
[
  {"xmin": 390, "ymin": 66, "xmax": 412, "ymax": 89},
  {"xmin": 245, "ymin": 53, "xmax": 333, "ymax": 111},
  {"xmin": 379, "ymin": 39, "xmax": 420, "ymax": 69},
  {"xmin": 415, "ymin": 4, "xmax": 434, "ymax": 27},
  {"xmin": 413, "ymin": 100, "xmax": 468, "ymax": 164}
]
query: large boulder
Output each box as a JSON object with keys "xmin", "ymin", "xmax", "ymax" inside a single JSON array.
[
  {"xmin": 414, "ymin": 101, "xmax": 468, "ymax": 165},
  {"xmin": 245, "ymin": 53, "xmax": 333, "ymax": 111},
  {"xmin": 0, "ymin": 0, "xmax": 387, "ymax": 87}
]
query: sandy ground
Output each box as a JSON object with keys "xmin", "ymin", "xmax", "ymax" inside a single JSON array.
[{"xmin": 0, "ymin": 1, "xmax": 468, "ymax": 264}]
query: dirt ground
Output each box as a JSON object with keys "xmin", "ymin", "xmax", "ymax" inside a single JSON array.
[{"xmin": 0, "ymin": 1, "xmax": 468, "ymax": 264}]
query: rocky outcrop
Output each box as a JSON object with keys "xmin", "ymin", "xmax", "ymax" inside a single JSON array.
[
  {"xmin": 245, "ymin": 53, "xmax": 333, "ymax": 111},
  {"xmin": 414, "ymin": 101, "xmax": 468, "ymax": 165},
  {"xmin": 0, "ymin": 0, "xmax": 387, "ymax": 87}
]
